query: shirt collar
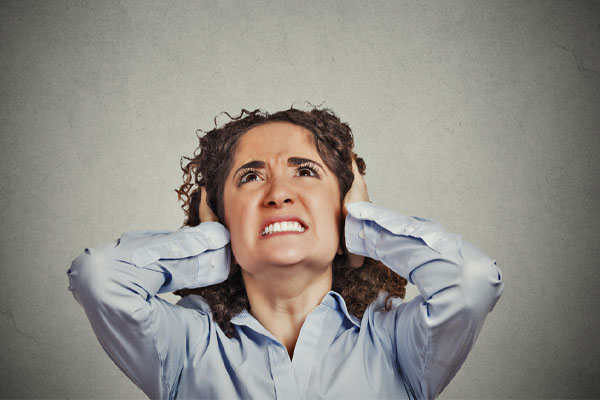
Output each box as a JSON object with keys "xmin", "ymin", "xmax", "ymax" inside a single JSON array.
[
  {"xmin": 320, "ymin": 290, "xmax": 361, "ymax": 327},
  {"xmin": 230, "ymin": 290, "xmax": 361, "ymax": 330}
]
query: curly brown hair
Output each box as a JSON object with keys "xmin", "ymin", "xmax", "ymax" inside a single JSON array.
[{"xmin": 174, "ymin": 107, "xmax": 407, "ymax": 337}]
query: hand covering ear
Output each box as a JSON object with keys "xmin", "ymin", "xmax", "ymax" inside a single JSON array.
[{"xmin": 341, "ymin": 158, "xmax": 370, "ymax": 268}]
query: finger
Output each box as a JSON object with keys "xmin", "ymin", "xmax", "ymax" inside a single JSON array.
[
  {"xmin": 351, "ymin": 158, "xmax": 360, "ymax": 175},
  {"xmin": 199, "ymin": 186, "xmax": 219, "ymax": 222},
  {"xmin": 198, "ymin": 187, "xmax": 207, "ymax": 218}
]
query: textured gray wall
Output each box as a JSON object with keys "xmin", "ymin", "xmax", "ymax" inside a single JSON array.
[{"xmin": 1, "ymin": 0, "xmax": 599, "ymax": 398}]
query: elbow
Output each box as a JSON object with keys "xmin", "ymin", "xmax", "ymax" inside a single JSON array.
[
  {"xmin": 459, "ymin": 246, "xmax": 504, "ymax": 315},
  {"xmin": 67, "ymin": 241, "xmax": 122, "ymax": 306},
  {"xmin": 420, "ymin": 242, "xmax": 504, "ymax": 329}
]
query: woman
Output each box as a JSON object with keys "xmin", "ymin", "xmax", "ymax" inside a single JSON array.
[{"xmin": 67, "ymin": 107, "xmax": 504, "ymax": 399}]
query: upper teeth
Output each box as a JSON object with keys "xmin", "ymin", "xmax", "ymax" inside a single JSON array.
[{"xmin": 261, "ymin": 221, "xmax": 305, "ymax": 236}]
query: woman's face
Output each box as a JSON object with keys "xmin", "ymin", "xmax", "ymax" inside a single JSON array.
[{"xmin": 223, "ymin": 122, "xmax": 342, "ymax": 276}]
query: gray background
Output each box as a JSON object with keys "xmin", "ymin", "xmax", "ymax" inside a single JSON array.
[{"xmin": 1, "ymin": 0, "xmax": 599, "ymax": 398}]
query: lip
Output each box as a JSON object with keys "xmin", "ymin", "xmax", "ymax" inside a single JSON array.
[{"xmin": 259, "ymin": 215, "xmax": 308, "ymax": 238}]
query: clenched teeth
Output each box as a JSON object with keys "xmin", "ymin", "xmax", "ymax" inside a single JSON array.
[{"xmin": 261, "ymin": 221, "xmax": 305, "ymax": 236}]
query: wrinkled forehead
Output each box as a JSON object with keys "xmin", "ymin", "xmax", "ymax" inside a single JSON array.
[{"xmin": 231, "ymin": 122, "xmax": 320, "ymax": 167}]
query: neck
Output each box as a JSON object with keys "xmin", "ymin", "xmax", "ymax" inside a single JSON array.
[{"xmin": 242, "ymin": 264, "xmax": 332, "ymax": 359}]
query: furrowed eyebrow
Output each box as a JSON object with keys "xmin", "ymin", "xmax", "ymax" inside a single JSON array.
[
  {"xmin": 233, "ymin": 160, "xmax": 266, "ymax": 179},
  {"xmin": 232, "ymin": 158, "xmax": 326, "ymax": 180},
  {"xmin": 288, "ymin": 157, "xmax": 326, "ymax": 172}
]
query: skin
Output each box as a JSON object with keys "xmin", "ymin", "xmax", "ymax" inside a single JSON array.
[
  {"xmin": 343, "ymin": 159, "xmax": 369, "ymax": 268},
  {"xmin": 201, "ymin": 121, "xmax": 369, "ymax": 357}
]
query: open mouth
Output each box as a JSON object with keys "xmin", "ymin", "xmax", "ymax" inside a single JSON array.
[{"xmin": 260, "ymin": 220, "xmax": 307, "ymax": 237}]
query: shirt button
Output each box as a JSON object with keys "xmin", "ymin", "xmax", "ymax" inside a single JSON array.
[
  {"xmin": 405, "ymin": 226, "xmax": 415, "ymax": 234},
  {"xmin": 210, "ymin": 258, "xmax": 216, "ymax": 268},
  {"xmin": 208, "ymin": 236, "xmax": 217, "ymax": 246},
  {"xmin": 358, "ymin": 230, "xmax": 365, "ymax": 239},
  {"xmin": 359, "ymin": 210, "xmax": 371, "ymax": 218}
]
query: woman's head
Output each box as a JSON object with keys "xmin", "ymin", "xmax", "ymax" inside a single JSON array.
[
  {"xmin": 223, "ymin": 121, "xmax": 343, "ymax": 276},
  {"xmin": 177, "ymin": 107, "xmax": 366, "ymax": 270},
  {"xmin": 175, "ymin": 107, "xmax": 406, "ymax": 337}
]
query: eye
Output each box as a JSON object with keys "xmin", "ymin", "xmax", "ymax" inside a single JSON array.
[
  {"xmin": 296, "ymin": 162, "xmax": 320, "ymax": 178},
  {"xmin": 297, "ymin": 167, "xmax": 316, "ymax": 177},
  {"xmin": 238, "ymin": 169, "xmax": 263, "ymax": 185}
]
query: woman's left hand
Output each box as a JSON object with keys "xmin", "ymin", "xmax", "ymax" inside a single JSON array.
[
  {"xmin": 343, "ymin": 159, "xmax": 370, "ymax": 217},
  {"xmin": 341, "ymin": 158, "xmax": 370, "ymax": 268}
]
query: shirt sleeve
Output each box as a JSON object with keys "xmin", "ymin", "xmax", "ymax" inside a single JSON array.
[
  {"xmin": 67, "ymin": 221, "xmax": 231, "ymax": 400},
  {"xmin": 344, "ymin": 202, "xmax": 504, "ymax": 399}
]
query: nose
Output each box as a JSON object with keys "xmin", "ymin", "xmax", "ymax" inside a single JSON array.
[{"xmin": 263, "ymin": 175, "xmax": 295, "ymax": 208}]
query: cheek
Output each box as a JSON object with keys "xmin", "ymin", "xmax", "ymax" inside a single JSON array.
[{"xmin": 312, "ymin": 188, "xmax": 342, "ymax": 235}]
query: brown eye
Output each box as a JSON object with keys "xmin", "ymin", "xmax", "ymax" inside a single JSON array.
[
  {"xmin": 296, "ymin": 164, "xmax": 320, "ymax": 178},
  {"xmin": 298, "ymin": 168, "xmax": 316, "ymax": 177},
  {"xmin": 239, "ymin": 171, "xmax": 261, "ymax": 184}
]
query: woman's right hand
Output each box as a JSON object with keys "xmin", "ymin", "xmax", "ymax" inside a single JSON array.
[{"xmin": 200, "ymin": 187, "xmax": 238, "ymax": 276}]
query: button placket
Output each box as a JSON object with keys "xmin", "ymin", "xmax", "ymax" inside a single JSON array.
[{"xmin": 268, "ymin": 344, "xmax": 299, "ymax": 399}]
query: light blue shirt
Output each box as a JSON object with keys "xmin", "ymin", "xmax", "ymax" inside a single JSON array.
[{"xmin": 67, "ymin": 202, "xmax": 503, "ymax": 399}]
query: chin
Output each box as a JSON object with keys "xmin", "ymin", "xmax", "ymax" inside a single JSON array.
[
  {"xmin": 262, "ymin": 248, "xmax": 307, "ymax": 268},
  {"xmin": 243, "ymin": 252, "xmax": 335, "ymax": 273},
  {"xmin": 266, "ymin": 252, "xmax": 336, "ymax": 271}
]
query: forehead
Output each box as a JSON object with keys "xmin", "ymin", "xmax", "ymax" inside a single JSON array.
[{"xmin": 233, "ymin": 122, "xmax": 318, "ymax": 162}]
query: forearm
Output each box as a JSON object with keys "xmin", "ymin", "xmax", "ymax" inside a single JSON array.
[
  {"xmin": 345, "ymin": 202, "xmax": 503, "ymax": 319},
  {"xmin": 68, "ymin": 222, "xmax": 230, "ymax": 309}
]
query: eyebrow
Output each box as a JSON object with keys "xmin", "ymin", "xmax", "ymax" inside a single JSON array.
[
  {"xmin": 287, "ymin": 157, "xmax": 325, "ymax": 172},
  {"xmin": 232, "ymin": 157, "xmax": 326, "ymax": 180},
  {"xmin": 233, "ymin": 160, "xmax": 265, "ymax": 176}
]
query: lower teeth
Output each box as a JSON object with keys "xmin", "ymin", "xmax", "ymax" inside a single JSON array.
[{"xmin": 262, "ymin": 230, "xmax": 299, "ymax": 236}]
